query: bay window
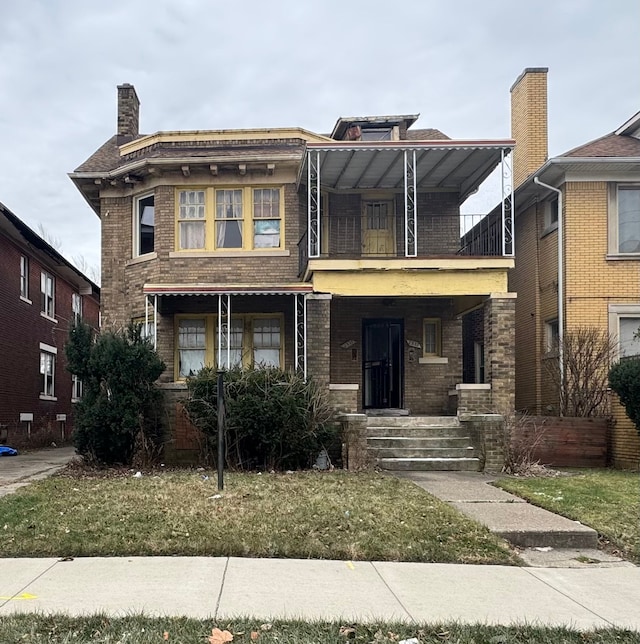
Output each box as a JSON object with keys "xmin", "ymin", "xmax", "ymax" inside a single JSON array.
[{"xmin": 176, "ymin": 186, "xmax": 283, "ymax": 252}]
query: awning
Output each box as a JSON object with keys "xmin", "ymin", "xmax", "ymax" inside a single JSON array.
[
  {"xmin": 302, "ymin": 140, "xmax": 514, "ymax": 201},
  {"xmin": 143, "ymin": 283, "xmax": 314, "ymax": 296}
]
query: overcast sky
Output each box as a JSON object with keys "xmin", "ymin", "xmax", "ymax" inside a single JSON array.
[{"xmin": 1, "ymin": 0, "xmax": 638, "ymax": 282}]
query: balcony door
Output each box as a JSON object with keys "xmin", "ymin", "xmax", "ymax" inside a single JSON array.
[
  {"xmin": 362, "ymin": 201, "xmax": 395, "ymax": 256},
  {"xmin": 363, "ymin": 319, "xmax": 403, "ymax": 409}
]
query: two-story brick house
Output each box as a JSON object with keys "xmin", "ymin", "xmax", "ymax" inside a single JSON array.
[
  {"xmin": 70, "ymin": 84, "xmax": 517, "ymax": 465},
  {"xmin": 507, "ymin": 67, "xmax": 640, "ymax": 469},
  {"xmin": 0, "ymin": 202, "xmax": 100, "ymax": 443}
]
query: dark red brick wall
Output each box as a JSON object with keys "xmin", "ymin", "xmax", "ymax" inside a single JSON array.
[{"xmin": 0, "ymin": 232, "xmax": 99, "ymax": 439}]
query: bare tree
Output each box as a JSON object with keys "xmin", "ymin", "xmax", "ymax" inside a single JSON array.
[
  {"xmin": 37, "ymin": 222, "xmax": 63, "ymax": 252},
  {"xmin": 72, "ymin": 254, "xmax": 101, "ymax": 284},
  {"xmin": 544, "ymin": 327, "xmax": 617, "ymax": 417}
]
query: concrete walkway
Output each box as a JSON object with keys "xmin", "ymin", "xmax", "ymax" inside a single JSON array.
[
  {"xmin": 395, "ymin": 471, "xmax": 634, "ymax": 568},
  {"xmin": 1, "ymin": 556, "xmax": 639, "ymax": 630},
  {"xmin": 0, "ymin": 446, "xmax": 77, "ymax": 497}
]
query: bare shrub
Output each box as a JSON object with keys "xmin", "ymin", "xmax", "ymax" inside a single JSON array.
[
  {"xmin": 544, "ymin": 327, "xmax": 616, "ymax": 417},
  {"xmin": 501, "ymin": 410, "xmax": 552, "ymax": 475}
]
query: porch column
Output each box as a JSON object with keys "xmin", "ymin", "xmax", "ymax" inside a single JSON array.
[
  {"xmin": 483, "ymin": 293, "xmax": 517, "ymax": 412},
  {"xmin": 217, "ymin": 293, "xmax": 231, "ymax": 369},
  {"xmin": 305, "ymin": 294, "xmax": 331, "ymax": 387},
  {"xmin": 294, "ymin": 293, "xmax": 308, "ymax": 378},
  {"xmin": 307, "ymin": 150, "xmax": 321, "ymax": 258},
  {"xmin": 404, "ymin": 149, "xmax": 417, "ymax": 257},
  {"xmin": 501, "ymin": 148, "xmax": 514, "ymax": 257}
]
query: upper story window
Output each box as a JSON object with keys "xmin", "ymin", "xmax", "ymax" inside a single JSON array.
[
  {"xmin": 544, "ymin": 197, "xmax": 559, "ymax": 231},
  {"xmin": 610, "ymin": 184, "xmax": 640, "ymax": 254},
  {"xmin": 40, "ymin": 271, "xmax": 55, "ymax": 319},
  {"xmin": 134, "ymin": 193, "xmax": 155, "ymax": 256},
  {"xmin": 176, "ymin": 187, "xmax": 283, "ymax": 252},
  {"xmin": 544, "ymin": 318, "xmax": 559, "ymax": 353},
  {"xmin": 20, "ymin": 255, "xmax": 29, "ymax": 300},
  {"xmin": 72, "ymin": 293, "xmax": 82, "ymax": 324}
]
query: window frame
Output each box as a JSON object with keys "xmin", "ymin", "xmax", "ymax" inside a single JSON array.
[
  {"xmin": 422, "ymin": 318, "xmax": 442, "ymax": 357},
  {"xmin": 39, "ymin": 343, "xmax": 57, "ymax": 400},
  {"xmin": 608, "ymin": 183, "xmax": 640, "ymax": 255},
  {"xmin": 20, "ymin": 255, "xmax": 30, "ymax": 301},
  {"xmin": 544, "ymin": 318, "xmax": 559, "ymax": 354},
  {"xmin": 40, "ymin": 271, "xmax": 55, "ymax": 320},
  {"xmin": 71, "ymin": 374, "xmax": 83, "ymax": 402},
  {"xmin": 72, "ymin": 293, "xmax": 82, "ymax": 325},
  {"xmin": 543, "ymin": 197, "xmax": 559, "ymax": 233},
  {"xmin": 133, "ymin": 192, "xmax": 155, "ymax": 258},
  {"xmin": 174, "ymin": 186, "xmax": 285, "ymax": 253},
  {"xmin": 609, "ymin": 305, "xmax": 640, "ymax": 359},
  {"xmin": 174, "ymin": 313, "xmax": 284, "ymax": 380}
]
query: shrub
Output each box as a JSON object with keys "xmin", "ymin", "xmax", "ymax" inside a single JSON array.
[
  {"xmin": 609, "ymin": 357, "xmax": 640, "ymax": 436},
  {"xmin": 185, "ymin": 366, "xmax": 338, "ymax": 470},
  {"xmin": 66, "ymin": 322, "xmax": 166, "ymax": 465},
  {"xmin": 544, "ymin": 327, "xmax": 616, "ymax": 417}
]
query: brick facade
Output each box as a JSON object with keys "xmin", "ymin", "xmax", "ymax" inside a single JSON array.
[{"xmin": 0, "ymin": 205, "xmax": 100, "ymax": 441}]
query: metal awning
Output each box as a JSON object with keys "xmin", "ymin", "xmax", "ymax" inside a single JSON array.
[
  {"xmin": 301, "ymin": 140, "xmax": 514, "ymax": 201},
  {"xmin": 143, "ymin": 283, "xmax": 314, "ymax": 296}
]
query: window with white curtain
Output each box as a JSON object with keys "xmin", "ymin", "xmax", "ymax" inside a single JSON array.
[
  {"xmin": 216, "ymin": 189, "xmax": 243, "ymax": 248},
  {"xmin": 178, "ymin": 318, "xmax": 206, "ymax": 377},
  {"xmin": 178, "ymin": 190, "xmax": 206, "ymax": 249},
  {"xmin": 253, "ymin": 318, "xmax": 281, "ymax": 367}
]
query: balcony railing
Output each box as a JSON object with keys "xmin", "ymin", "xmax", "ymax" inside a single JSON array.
[{"xmin": 298, "ymin": 213, "xmax": 507, "ymax": 275}]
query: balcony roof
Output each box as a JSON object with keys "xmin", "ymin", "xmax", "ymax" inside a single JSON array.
[{"xmin": 302, "ymin": 140, "xmax": 514, "ymax": 201}]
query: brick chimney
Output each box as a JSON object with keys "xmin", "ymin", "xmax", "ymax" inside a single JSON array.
[
  {"xmin": 510, "ymin": 68, "xmax": 548, "ymax": 188},
  {"xmin": 117, "ymin": 83, "xmax": 140, "ymax": 139}
]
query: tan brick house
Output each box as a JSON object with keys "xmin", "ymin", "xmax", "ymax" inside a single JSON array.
[
  {"xmin": 508, "ymin": 67, "xmax": 640, "ymax": 469},
  {"xmin": 70, "ymin": 84, "xmax": 517, "ymax": 464}
]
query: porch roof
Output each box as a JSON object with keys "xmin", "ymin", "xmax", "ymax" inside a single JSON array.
[
  {"xmin": 301, "ymin": 140, "xmax": 514, "ymax": 200},
  {"xmin": 142, "ymin": 283, "xmax": 313, "ymax": 297}
]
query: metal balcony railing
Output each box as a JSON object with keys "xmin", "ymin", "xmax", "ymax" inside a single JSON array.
[{"xmin": 298, "ymin": 213, "xmax": 507, "ymax": 275}]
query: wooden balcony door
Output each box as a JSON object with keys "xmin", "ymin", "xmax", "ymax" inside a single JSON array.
[{"xmin": 362, "ymin": 201, "xmax": 395, "ymax": 256}]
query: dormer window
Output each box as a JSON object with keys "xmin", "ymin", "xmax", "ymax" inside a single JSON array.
[{"xmin": 360, "ymin": 127, "xmax": 392, "ymax": 141}]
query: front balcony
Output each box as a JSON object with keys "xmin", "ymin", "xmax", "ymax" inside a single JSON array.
[
  {"xmin": 298, "ymin": 140, "xmax": 515, "ymax": 281},
  {"xmin": 298, "ymin": 210, "xmax": 508, "ymax": 277}
]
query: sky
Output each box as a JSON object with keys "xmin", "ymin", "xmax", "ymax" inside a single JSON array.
[{"xmin": 1, "ymin": 0, "xmax": 639, "ymax": 283}]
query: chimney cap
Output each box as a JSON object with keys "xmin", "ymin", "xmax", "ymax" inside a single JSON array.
[{"xmin": 510, "ymin": 67, "xmax": 549, "ymax": 93}]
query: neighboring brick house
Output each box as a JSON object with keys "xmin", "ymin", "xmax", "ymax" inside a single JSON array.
[
  {"xmin": 70, "ymin": 84, "xmax": 517, "ymax": 459},
  {"xmin": 0, "ymin": 202, "xmax": 100, "ymax": 443},
  {"xmin": 507, "ymin": 67, "xmax": 640, "ymax": 469}
]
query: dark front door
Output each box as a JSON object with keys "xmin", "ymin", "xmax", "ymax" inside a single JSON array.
[{"xmin": 363, "ymin": 319, "xmax": 403, "ymax": 409}]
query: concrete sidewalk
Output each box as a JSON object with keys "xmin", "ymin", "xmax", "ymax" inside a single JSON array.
[
  {"xmin": 1, "ymin": 556, "xmax": 639, "ymax": 630},
  {"xmin": 0, "ymin": 446, "xmax": 76, "ymax": 497}
]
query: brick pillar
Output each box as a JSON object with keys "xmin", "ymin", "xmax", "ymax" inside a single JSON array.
[
  {"xmin": 484, "ymin": 294, "xmax": 516, "ymax": 413},
  {"xmin": 306, "ymin": 296, "xmax": 330, "ymax": 387}
]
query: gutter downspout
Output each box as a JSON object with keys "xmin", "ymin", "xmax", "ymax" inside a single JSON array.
[{"xmin": 534, "ymin": 176, "xmax": 564, "ymax": 415}]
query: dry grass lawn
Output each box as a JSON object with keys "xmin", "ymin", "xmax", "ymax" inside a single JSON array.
[{"xmin": 0, "ymin": 468, "xmax": 519, "ymax": 564}]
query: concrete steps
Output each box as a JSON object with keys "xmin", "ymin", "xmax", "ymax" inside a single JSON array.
[{"xmin": 366, "ymin": 415, "xmax": 480, "ymax": 472}]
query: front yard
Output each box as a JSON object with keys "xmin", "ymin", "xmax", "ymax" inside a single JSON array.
[
  {"xmin": 495, "ymin": 469, "xmax": 640, "ymax": 562},
  {"xmin": 0, "ymin": 468, "xmax": 518, "ymax": 564}
]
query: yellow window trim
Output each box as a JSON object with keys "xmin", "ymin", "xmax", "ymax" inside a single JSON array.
[
  {"xmin": 174, "ymin": 313, "xmax": 284, "ymax": 380},
  {"xmin": 422, "ymin": 318, "xmax": 442, "ymax": 357},
  {"xmin": 174, "ymin": 186, "xmax": 285, "ymax": 252}
]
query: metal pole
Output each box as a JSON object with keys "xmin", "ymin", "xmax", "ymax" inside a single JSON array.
[{"xmin": 217, "ymin": 369, "xmax": 224, "ymax": 490}]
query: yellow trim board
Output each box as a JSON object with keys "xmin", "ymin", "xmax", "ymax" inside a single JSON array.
[
  {"xmin": 311, "ymin": 269, "xmax": 509, "ymax": 296},
  {"xmin": 307, "ymin": 257, "xmax": 514, "ymax": 272},
  {"xmin": 121, "ymin": 128, "xmax": 333, "ymax": 156}
]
